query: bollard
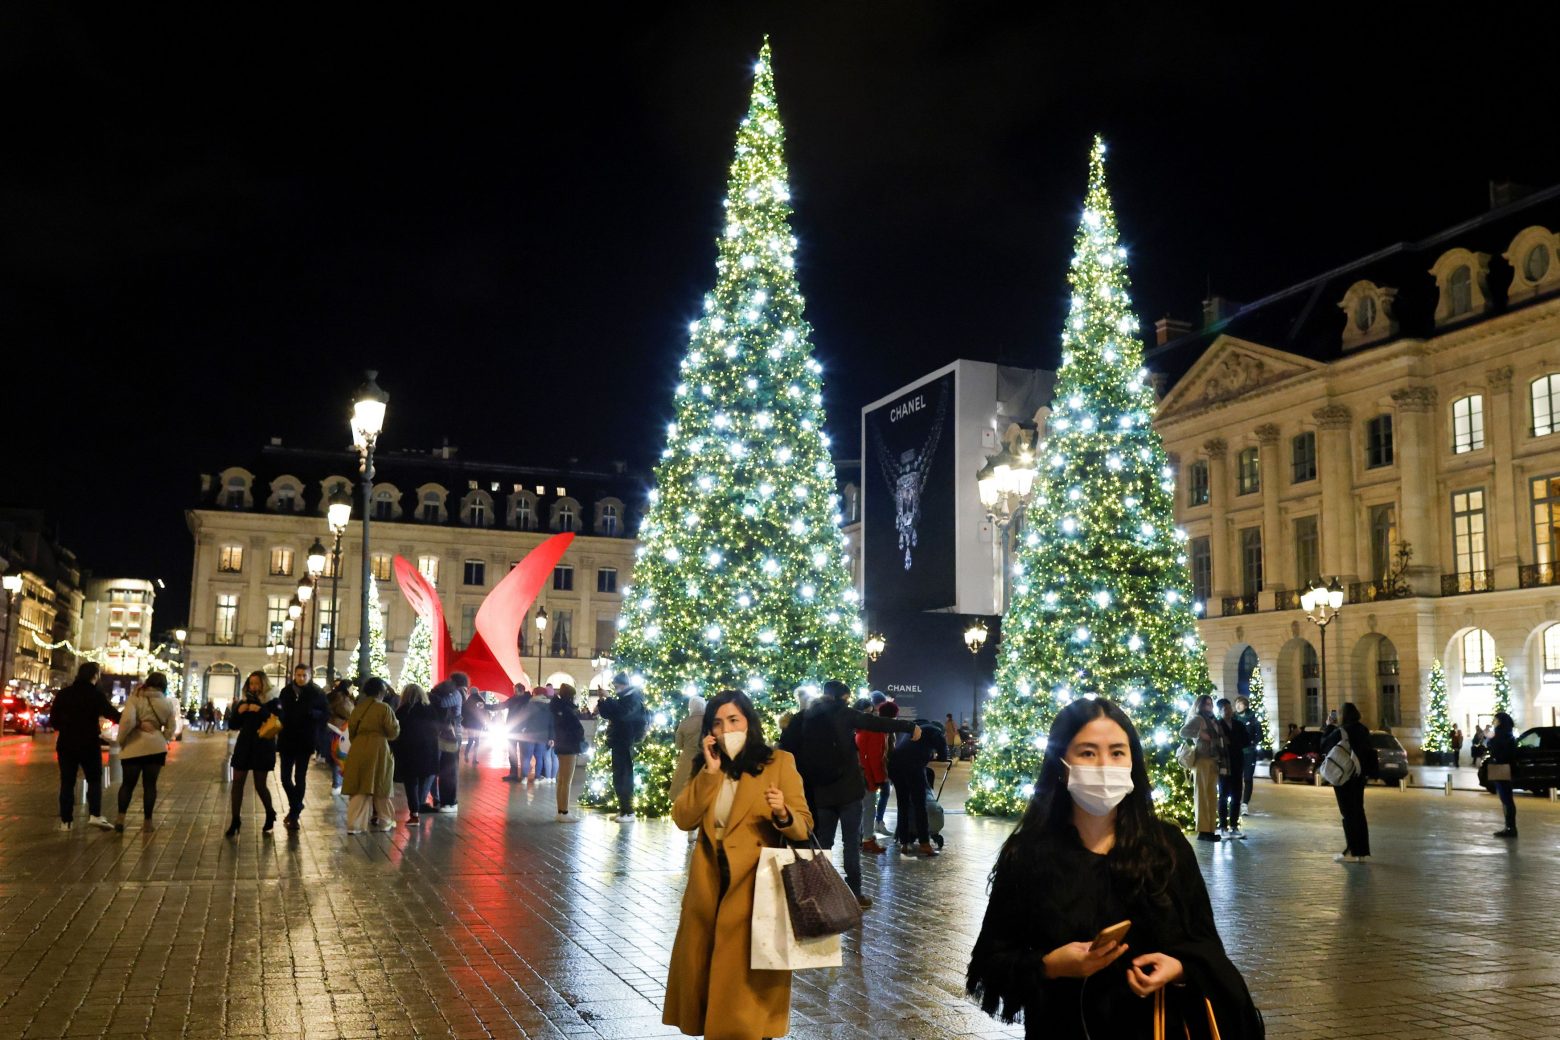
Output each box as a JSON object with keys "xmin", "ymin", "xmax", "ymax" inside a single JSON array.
[
  {"xmin": 1444, "ymin": 774, "xmax": 1454, "ymax": 796},
  {"xmin": 1550, "ymin": 789, "xmax": 1558, "ymax": 804}
]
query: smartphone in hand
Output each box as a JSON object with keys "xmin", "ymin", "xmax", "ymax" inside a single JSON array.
[{"xmin": 1089, "ymin": 919, "xmax": 1131, "ymax": 952}]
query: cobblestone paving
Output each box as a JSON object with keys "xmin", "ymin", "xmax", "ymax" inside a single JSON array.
[{"xmin": 1, "ymin": 732, "xmax": 1558, "ymax": 1039}]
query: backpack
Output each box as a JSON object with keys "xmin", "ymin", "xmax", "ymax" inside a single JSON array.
[
  {"xmin": 1319, "ymin": 731, "xmax": 1360, "ymax": 786},
  {"xmin": 793, "ymin": 710, "xmax": 851, "ymax": 786}
]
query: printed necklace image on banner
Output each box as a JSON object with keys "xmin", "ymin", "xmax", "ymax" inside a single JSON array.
[{"xmin": 870, "ymin": 383, "xmax": 948, "ymax": 570}]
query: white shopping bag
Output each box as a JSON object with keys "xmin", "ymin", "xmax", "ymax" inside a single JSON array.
[{"xmin": 750, "ymin": 847, "xmax": 842, "ymax": 970}]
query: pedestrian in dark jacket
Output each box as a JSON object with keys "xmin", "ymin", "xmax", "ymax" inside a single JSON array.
[
  {"xmin": 550, "ymin": 684, "xmax": 588, "ymax": 821},
  {"xmin": 275, "ymin": 664, "xmax": 327, "ymax": 829},
  {"xmin": 501, "ymin": 686, "xmax": 531, "ymax": 780},
  {"xmin": 1450, "ymin": 725, "xmax": 1465, "ymax": 768},
  {"xmin": 462, "ymin": 689, "xmax": 488, "ymax": 761},
  {"xmin": 226, "ymin": 671, "xmax": 281, "ymax": 837},
  {"xmin": 1216, "ymin": 698, "xmax": 1250, "ymax": 839},
  {"xmin": 889, "ymin": 718, "xmax": 946, "ymax": 856},
  {"xmin": 596, "ymin": 673, "xmax": 646, "ymax": 820},
  {"xmin": 393, "ymin": 683, "xmax": 441, "ymax": 821},
  {"xmin": 1232, "ymin": 696, "xmax": 1260, "ymax": 814},
  {"xmin": 778, "ymin": 679, "xmax": 919, "ymax": 904},
  {"xmin": 515, "ymin": 686, "xmax": 556, "ymax": 781},
  {"xmin": 427, "ymin": 673, "xmax": 465, "ymax": 812},
  {"xmin": 1487, "ymin": 711, "xmax": 1519, "ymax": 838},
  {"xmin": 1320, "ymin": 701, "xmax": 1379, "ymax": 863},
  {"xmin": 51, "ymin": 662, "xmax": 120, "ymax": 831}
]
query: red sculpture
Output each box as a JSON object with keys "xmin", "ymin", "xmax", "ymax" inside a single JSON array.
[{"xmin": 391, "ymin": 532, "xmax": 576, "ymax": 692}]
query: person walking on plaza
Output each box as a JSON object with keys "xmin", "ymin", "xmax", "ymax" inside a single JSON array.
[
  {"xmin": 669, "ymin": 695, "xmax": 706, "ymax": 807},
  {"xmin": 596, "ymin": 673, "xmax": 647, "ymax": 820},
  {"xmin": 393, "ymin": 683, "xmax": 440, "ymax": 822},
  {"xmin": 780, "ymin": 679, "xmax": 919, "ymax": 903},
  {"xmin": 428, "ymin": 672, "xmax": 465, "ymax": 812},
  {"xmin": 1216, "ymin": 698, "xmax": 1248, "ymax": 839},
  {"xmin": 944, "ymin": 713, "xmax": 960, "ymax": 760},
  {"xmin": 1321, "ymin": 701, "xmax": 1379, "ymax": 863},
  {"xmin": 549, "ymin": 684, "xmax": 588, "ymax": 822},
  {"xmin": 1233, "ymin": 695, "xmax": 1260, "ymax": 815},
  {"xmin": 1472, "ymin": 723, "xmax": 1487, "ymax": 765},
  {"xmin": 226, "ymin": 671, "xmax": 281, "ymax": 838},
  {"xmin": 1487, "ymin": 711, "xmax": 1519, "ymax": 838},
  {"xmin": 52, "ymin": 662, "xmax": 120, "ymax": 832},
  {"xmin": 856, "ymin": 697, "xmax": 891, "ymax": 855},
  {"xmin": 663, "ymin": 690, "xmax": 812, "ymax": 1040},
  {"xmin": 888, "ymin": 717, "xmax": 944, "ymax": 857},
  {"xmin": 515, "ymin": 684, "xmax": 555, "ymax": 782},
  {"xmin": 325, "ymin": 679, "xmax": 355, "ymax": 794},
  {"xmin": 500, "ymin": 684, "xmax": 530, "ymax": 781},
  {"xmin": 1451, "ymin": 725, "xmax": 1464, "ymax": 768},
  {"xmin": 966, "ymin": 697, "xmax": 1264, "ymax": 1039},
  {"xmin": 114, "ymin": 671, "xmax": 179, "ymax": 833},
  {"xmin": 462, "ymin": 686, "xmax": 488, "ymax": 762},
  {"xmin": 344, "ymin": 677, "xmax": 401, "ymax": 834},
  {"xmin": 275, "ymin": 664, "xmax": 327, "ymax": 830},
  {"xmin": 1181, "ymin": 695, "xmax": 1223, "ymax": 843}
]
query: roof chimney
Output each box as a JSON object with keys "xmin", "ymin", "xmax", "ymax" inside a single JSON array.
[
  {"xmin": 269, "ymin": 436, "xmax": 282, "ymax": 446},
  {"xmin": 1154, "ymin": 317, "xmax": 1194, "ymax": 346},
  {"xmin": 1201, "ymin": 295, "xmax": 1242, "ymax": 328},
  {"xmin": 1489, "ymin": 179, "xmax": 1535, "ymax": 210}
]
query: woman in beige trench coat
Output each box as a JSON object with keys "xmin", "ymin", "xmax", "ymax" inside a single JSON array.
[
  {"xmin": 344, "ymin": 677, "xmax": 401, "ymax": 834},
  {"xmin": 663, "ymin": 690, "xmax": 812, "ymax": 1040}
]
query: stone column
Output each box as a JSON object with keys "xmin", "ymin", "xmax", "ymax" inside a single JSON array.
[
  {"xmin": 1487, "ymin": 365, "xmax": 1518, "ymax": 588},
  {"xmin": 1391, "ymin": 385, "xmax": 1439, "ymax": 595},
  {"xmin": 1312, "ymin": 404, "xmax": 1357, "ymax": 584},
  {"xmin": 1204, "ymin": 438, "xmax": 1231, "ymax": 611},
  {"xmin": 1256, "ymin": 423, "xmax": 1283, "ymax": 602}
]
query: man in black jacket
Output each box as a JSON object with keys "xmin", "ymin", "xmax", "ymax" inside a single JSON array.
[
  {"xmin": 1321, "ymin": 702, "xmax": 1379, "ymax": 863},
  {"xmin": 595, "ymin": 673, "xmax": 646, "ymax": 820},
  {"xmin": 779, "ymin": 679, "xmax": 919, "ymax": 907},
  {"xmin": 887, "ymin": 717, "xmax": 946, "ymax": 857},
  {"xmin": 428, "ymin": 673, "xmax": 466, "ymax": 812},
  {"xmin": 51, "ymin": 662, "xmax": 120, "ymax": 831},
  {"xmin": 276, "ymin": 664, "xmax": 327, "ymax": 830}
]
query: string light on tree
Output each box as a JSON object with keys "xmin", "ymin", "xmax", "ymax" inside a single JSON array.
[
  {"xmin": 1424, "ymin": 659, "xmax": 1453, "ymax": 758},
  {"xmin": 1492, "ymin": 656, "xmax": 1512, "ymax": 716},
  {"xmin": 1245, "ymin": 666, "xmax": 1273, "ymax": 752},
  {"xmin": 584, "ymin": 39, "xmax": 864, "ymax": 817},
  {"xmin": 967, "ymin": 137, "xmax": 1208, "ymax": 828},
  {"xmin": 348, "ymin": 575, "xmax": 390, "ymax": 681}
]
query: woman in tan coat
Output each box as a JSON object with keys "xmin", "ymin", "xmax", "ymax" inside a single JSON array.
[
  {"xmin": 663, "ymin": 690, "xmax": 812, "ymax": 1040},
  {"xmin": 344, "ymin": 677, "xmax": 401, "ymax": 834}
]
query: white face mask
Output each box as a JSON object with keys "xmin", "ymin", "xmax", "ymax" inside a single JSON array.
[
  {"xmin": 1066, "ymin": 762, "xmax": 1135, "ymax": 816},
  {"xmin": 722, "ymin": 730, "xmax": 747, "ymax": 759}
]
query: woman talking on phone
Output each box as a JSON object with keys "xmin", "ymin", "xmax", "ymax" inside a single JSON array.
[
  {"xmin": 662, "ymin": 690, "xmax": 812, "ymax": 1040},
  {"xmin": 967, "ymin": 697, "xmax": 1263, "ymax": 1039}
]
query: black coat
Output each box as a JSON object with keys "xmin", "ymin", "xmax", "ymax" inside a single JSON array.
[
  {"xmin": 888, "ymin": 720, "xmax": 946, "ymax": 778},
  {"xmin": 778, "ymin": 696, "xmax": 915, "ymax": 806},
  {"xmin": 393, "ymin": 701, "xmax": 441, "ymax": 780},
  {"xmin": 228, "ymin": 697, "xmax": 280, "ymax": 772},
  {"xmin": 1219, "ymin": 716, "xmax": 1251, "ymax": 758},
  {"xmin": 274, "ymin": 682, "xmax": 327, "ymax": 753},
  {"xmin": 549, "ymin": 697, "xmax": 587, "ymax": 756},
  {"xmin": 597, "ymin": 689, "xmax": 645, "ymax": 749},
  {"xmin": 51, "ymin": 679, "xmax": 120, "ymax": 754},
  {"xmin": 1487, "ymin": 727, "xmax": 1517, "ymax": 765},
  {"xmin": 1320, "ymin": 721, "xmax": 1379, "ymax": 778},
  {"xmin": 968, "ymin": 822, "xmax": 1264, "ymax": 1039}
]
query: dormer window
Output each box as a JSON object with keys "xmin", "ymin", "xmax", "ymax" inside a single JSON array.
[
  {"xmin": 595, "ymin": 497, "xmax": 626, "ymax": 536},
  {"xmin": 1338, "ymin": 280, "xmax": 1398, "ymax": 349},
  {"xmin": 218, "ymin": 469, "xmax": 255, "ymax": 509},
  {"xmin": 461, "ymin": 491, "xmax": 494, "ymax": 528},
  {"xmin": 1428, "ymin": 248, "xmax": 1491, "ymax": 326},
  {"xmin": 267, "ymin": 476, "xmax": 303, "ymax": 513},
  {"xmin": 421, "ymin": 492, "xmax": 441, "ymax": 522},
  {"xmin": 509, "ymin": 493, "xmax": 537, "ymax": 530},
  {"xmin": 552, "ymin": 497, "xmax": 581, "ymax": 532},
  {"xmin": 1504, "ymin": 226, "xmax": 1560, "ymax": 301},
  {"xmin": 374, "ymin": 489, "xmax": 395, "ymax": 521}
]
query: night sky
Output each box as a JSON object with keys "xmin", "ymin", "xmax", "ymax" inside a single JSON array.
[{"xmin": 3, "ymin": 5, "xmax": 1556, "ymax": 626}]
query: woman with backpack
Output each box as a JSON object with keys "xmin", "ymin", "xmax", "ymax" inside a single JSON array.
[
  {"xmin": 114, "ymin": 671, "xmax": 180, "ymax": 832},
  {"xmin": 549, "ymin": 684, "xmax": 588, "ymax": 821},
  {"xmin": 1179, "ymin": 695, "xmax": 1224, "ymax": 843},
  {"xmin": 1319, "ymin": 702, "xmax": 1378, "ymax": 863}
]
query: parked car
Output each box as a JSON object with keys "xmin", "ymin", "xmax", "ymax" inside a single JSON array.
[
  {"xmin": 1, "ymin": 694, "xmax": 36, "ymax": 735},
  {"xmin": 1370, "ymin": 731, "xmax": 1410, "ymax": 785},
  {"xmin": 1270, "ymin": 728, "xmax": 1325, "ymax": 784},
  {"xmin": 1478, "ymin": 726, "xmax": 1560, "ymax": 795}
]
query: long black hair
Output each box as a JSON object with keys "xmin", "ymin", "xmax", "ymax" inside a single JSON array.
[
  {"xmin": 691, "ymin": 689, "xmax": 775, "ymax": 780},
  {"xmin": 991, "ymin": 697, "xmax": 1176, "ymax": 902}
]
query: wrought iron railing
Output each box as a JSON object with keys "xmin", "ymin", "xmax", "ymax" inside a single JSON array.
[
  {"xmin": 1276, "ymin": 589, "xmax": 1302, "ymax": 611},
  {"xmin": 1347, "ymin": 578, "xmax": 1411, "ymax": 603},
  {"xmin": 1520, "ymin": 563, "xmax": 1560, "ymax": 588},
  {"xmin": 1221, "ymin": 595, "xmax": 1258, "ymax": 616},
  {"xmin": 1440, "ymin": 570, "xmax": 1493, "ymax": 596}
]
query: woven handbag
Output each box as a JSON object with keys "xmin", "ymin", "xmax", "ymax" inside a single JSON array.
[{"xmin": 779, "ymin": 833, "xmax": 862, "ymax": 938}]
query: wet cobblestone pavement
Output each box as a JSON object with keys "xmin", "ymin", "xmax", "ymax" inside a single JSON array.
[{"xmin": 2, "ymin": 732, "xmax": 1558, "ymax": 1039}]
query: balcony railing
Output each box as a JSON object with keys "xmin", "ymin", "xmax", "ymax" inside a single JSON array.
[
  {"xmin": 1520, "ymin": 563, "xmax": 1560, "ymax": 588},
  {"xmin": 1275, "ymin": 589, "xmax": 1302, "ymax": 611},
  {"xmin": 1221, "ymin": 595, "xmax": 1258, "ymax": 616},
  {"xmin": 1347, "ymin": 578, "xmax": 1411, "ymax": 603},
  {"xmin": 1441, "ymin": 570, "xmax": 1494, "ymax": 596}
]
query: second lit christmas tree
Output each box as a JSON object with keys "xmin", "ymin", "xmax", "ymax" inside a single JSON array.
[
  {"xmin": 967, "ymin": 138, "xmax": 1209, "ymax": 827},
  {"xmin": 350, "ymin": 576, "xmax": 390, "ymax": 683}
]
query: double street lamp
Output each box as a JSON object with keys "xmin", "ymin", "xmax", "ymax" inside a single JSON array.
[
  {"xmin": 864, "ymin": 631, "xmax": 886, "ymax": 687},
  {"xmin": 326, "ymin": 490, "xmax": 352, "ymax": 686},
  {"xmin": 173, "ymin": 628, "xmax": 190, "ymax": 705},
  {"xmin": 304, "ymin": 539, "xmax": 326, "ymax": 676},
  {"xmin": 350, "ymin": 370, "xmax": 389, "ymax": 684},
  {"xmin": 1300, "ymin": 577, "xmax": 1345, "ymax": 725}
]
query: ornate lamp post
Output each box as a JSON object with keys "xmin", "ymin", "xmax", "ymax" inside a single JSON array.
[
  {"xmin": 287, "ymin": 599, "xmax": 303, "ymax": 671},
  {"xmin": 1300, "ymin": 577, "xmax": 1345, "ymax": 725},
  {"xmin": 977, "ymin": 429, "xmax": 1039, "ymax": 614},
  {"xmin": 305, "ymin": 539, "xmax": 326, "ymax": 675},
  {"xmin": 864, "ymin": 632, "xmax": 886, "ymax": 687},
  {"xmin": 173, "ymin": 628, "xmax": 189, "ymax": 705},
  {"xmin": 534, "ymin": 607, "xmax": 549, "ymax": 686},
  {"xmin": 349, "ymin": 370, "xmax": 389, "ymax": 683},
  {"xmin": 326, "ymin": 490, "xmax": 352, "ymax": 686},
  {"xmin": 590, "ymin": 653, "xmax": 614, "ymax": 691},
  {"xmin": 963, "ymin": 619, "xmax": 988, "ymax": 739}
]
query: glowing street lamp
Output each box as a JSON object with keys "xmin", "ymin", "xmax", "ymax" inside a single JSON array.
[
  {"xmin": 1300, "ymin": 577, "xmax": 1345, "ymax": 725},
  {"xmin": 349, "ymin": 370, "xmax": 389, "ymax": 683},
  {"xmin": 964, "ymin": 619, "xmax": 989, "ymax": 740},
  {"xmin": 325, "ymin": 491, "xmax": 351, "ymax": 686},
  {"xmin": 534, "ymin": 607, "xmax": 549, "ymax": 687}
]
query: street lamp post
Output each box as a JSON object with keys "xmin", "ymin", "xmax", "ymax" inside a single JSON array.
[
  {"xmin": 305, "ymin": 539, "xmax": 326, "ymax": 676},
  {"xmin": 534, "ymin": 607, "xmax": 549, "ymax": 686},
  {"xmin": 1301, "ymin": 577, "xmax": 1345, "ymax": 725},
  {"xmin": 349, "ymin": 370, "xmax": 389, "ymax": 684},
  {"xmin": 287, "ymin": 598, "xmax": 303, "ymax": 671},
  {"xmin": 0, "ymin": 574, "xmax": 20, "ymax": 735},
  {"xmin": 963, "ymin": 619, "xmax": 988, "ymax": 740},
  {"xmin": 326, "ymin": 491, "xmax": 351, "ymax": 686},
  {"xmin": 173, "ymin": 628, "xmax": 189, "ymax": 706},
  {"xmin": 977, "ymin": 429, "xmax": 1039, "ymax": 614},
  {"xmin": 864, "ymin": 632, "xmax": 886, "ymax": 687}
]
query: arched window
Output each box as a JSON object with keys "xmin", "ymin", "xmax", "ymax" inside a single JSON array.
[
  {"xmin": 224, "ymin": 475, "xmax": 249, "ymax": 509},
  {"xmin": 1532, "ymin": 375, "xmax": 1560, "ymax": 437},
  {"xmin": 510, "ymin": 493, "xmax": 536, "ymax": 530},
  {"xmin": 1449, "ymin": 265, "xmax": 1472, "ymax": 317},
  {"xmin": 421, "ymin": 491, "xmax": 442, "ymax": 522},
  {"xmin": 1462, "ymin": 629, "xmax": 1496, "ymax": 679},
  {"xmin": 552, "ymin": 498, "xmax": 580, "ymax": 532},
  {"xmin": 1236, "ymin": 646, "xmax": 1258, "ymax": 700},
  {"xmin": 1544, "ymin": 625, "xmax": 1560, "ymax": 675},
  {"xmin": 462, "ymin": 492, "xmax": 493, "ymax": 528},
  {"xmin": 1451, "ymin": 395, "xmax": 1485, "ymax": 453},
  {"xmin": 600, "ymin": 502, "xmax": 619, "ymax": 536},
  {"xmin": 374, "ymin": 488, "xmax": 396, "ymax": 521},
  {"xmin": 1301, "ymin": 643, "xmax": 1320, "ymax": 725}
]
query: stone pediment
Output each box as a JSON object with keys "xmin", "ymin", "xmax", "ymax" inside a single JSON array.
[{"xmin": 1157, "ymin": 336, "xmax": 1324, "ymax": 420}]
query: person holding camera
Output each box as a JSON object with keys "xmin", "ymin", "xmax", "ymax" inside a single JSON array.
[{"xmin": 595, "ymin": 673, "xmax": 648, "ymax": 820}]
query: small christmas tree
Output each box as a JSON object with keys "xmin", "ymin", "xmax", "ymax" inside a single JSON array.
[
  {"xmin": 1246, "ymin": 667, "xmax": 1273, "ymax": 752},
  {"xmin": 350, "ymin": 575, "xmax": 391, "ymax": 682},
  {"xmin": 398, "ymin": 615, "xmax": 433, "ymax": 691},
  {"xmin": 967, "ymin": 138, "xmax": 1208, "ymax": 827},
  {"xmin": 1492, "ymin": 656, "xmax": 1511, "ymax": 716},
  {"xmin": 1424, "ymin": 659, "xmax": 1452, "ymax": 755}
]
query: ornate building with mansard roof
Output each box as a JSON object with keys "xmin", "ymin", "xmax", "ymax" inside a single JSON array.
[{"xmin": 1151, "ymin": 183, "xmax": 1560, "ymax": 753}]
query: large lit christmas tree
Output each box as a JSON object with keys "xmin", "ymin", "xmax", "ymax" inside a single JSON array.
[
  {"xmin": 1246, "ymin": 667, "xmax": 1273, "ymax": 751},
  {"xmin": 350, "ymin": 576, "xmax": 391, "ymax": 682},
  {"xmin": 967, "ymin": 138, "xmax": 1208, "ymax": 827},
  {"xmin": 398, "ymin": 615, "xmax": 433, "ymax": 691},
  {"xmin": 1424, "ymin": 659, "xmax": 1452, "ymax": 756},
  {"xmin": 592, "ymin": 39, "xmax": 864, "ymax": 816}
]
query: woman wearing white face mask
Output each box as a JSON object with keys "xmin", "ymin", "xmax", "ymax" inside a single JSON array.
[
  {"xmin": 967, "ymin": 698, "xmax": 1263, "ymax": 1039},
  {"xmin": 663, "ymin": 690, "xmax": 812, "ymax": 1040}
]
